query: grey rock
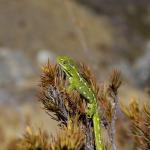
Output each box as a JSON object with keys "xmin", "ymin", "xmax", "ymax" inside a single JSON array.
[
  {"xmin": 134, "ymin": 42, "xmax": 150, "ymax": 87},
  {"xmin": 0, "ymin": 48, "xmax": 35, "ymax": 87}
]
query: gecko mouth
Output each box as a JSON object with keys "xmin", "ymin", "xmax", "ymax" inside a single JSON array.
[{"xmin": 58, "ymin": 64, "xmax": 72, "ymax": 77}]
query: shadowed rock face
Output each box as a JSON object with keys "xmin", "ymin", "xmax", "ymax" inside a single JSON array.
[
  {"xmin": 77, "ymin": 0, "xmax": 150, "ymax": 15},
  {"xmin": 77, "ymin": 0, "xmax": 150, "ymax": 66},
  {"xmin": 77, "ymin": 0, "xmax": 150, "ymax": 38}
]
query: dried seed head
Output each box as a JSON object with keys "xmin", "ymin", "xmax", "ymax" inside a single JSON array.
[
  {"xmin": 121, "ymin": 98, "xmax": 141, "ymax": 122},
  {"xmin": 17, "ymin": 127, "xmax": 49, "ymax": 150},
  {"xmin": 121, "ymin": 99, "xmax": 150, "ymax": 150},
  {"xmin": 108, "ymin": 70, "xmax": 122, "ymax": 96},
  {"xmin": 49, "ymin": 117, "xmax": 85, "ymax": 150}
]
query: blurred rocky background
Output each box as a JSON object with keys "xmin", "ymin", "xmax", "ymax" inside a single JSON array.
[{"xmin": 0, "ymin": 0, "xmax": 149, "ymax": 149}]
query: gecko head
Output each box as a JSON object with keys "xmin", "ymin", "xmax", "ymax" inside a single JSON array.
[{"xmin": 57, "ymin": 56, "xmax": 77, "ymax": 77}]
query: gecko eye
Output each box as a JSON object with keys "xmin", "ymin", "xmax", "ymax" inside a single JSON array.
[{"xmin": 63, "ymin": 60, "xmax": 68, "ymax": 65}]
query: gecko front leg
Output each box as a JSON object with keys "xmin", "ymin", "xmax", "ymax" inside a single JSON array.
[{"xmin": 87, "ymin": 102, "xmax": 97, "ymax": 118}]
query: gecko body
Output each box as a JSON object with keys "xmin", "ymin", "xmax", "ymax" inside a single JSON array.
[{"xmin": 57, "ymin": 56, "xmax": 103, "ymax": 150}]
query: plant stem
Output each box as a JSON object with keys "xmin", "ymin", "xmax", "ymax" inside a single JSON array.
[{"xmin": 109, "ymin": 94, "xmax": 118, "ymax": 150}]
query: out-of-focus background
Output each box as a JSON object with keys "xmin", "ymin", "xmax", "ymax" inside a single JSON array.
[{"xmin": 0, "ymin": 0, "xmax": 149, "ymax": 149}]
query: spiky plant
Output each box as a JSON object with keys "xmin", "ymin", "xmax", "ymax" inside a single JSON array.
[
  {"xmin": 7, "ymin": 59, "xmax": 123, "ymax": 150},
  {"xmin": 38, "ymin": 60, "xmax": 122, "ymax": 150},
  {"xmin": 122, "ymin": 99, "xmax": 150, "ymax": 150}
]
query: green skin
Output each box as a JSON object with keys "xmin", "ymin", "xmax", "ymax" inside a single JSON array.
[{"xmin": 57, "ymin": 56, "xmax": 103, "ymax": 150}]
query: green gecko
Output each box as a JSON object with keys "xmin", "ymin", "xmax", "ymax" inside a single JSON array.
[{"xmin": 57, "ymin": 56, "xmax": 103, "ymax": 150}]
